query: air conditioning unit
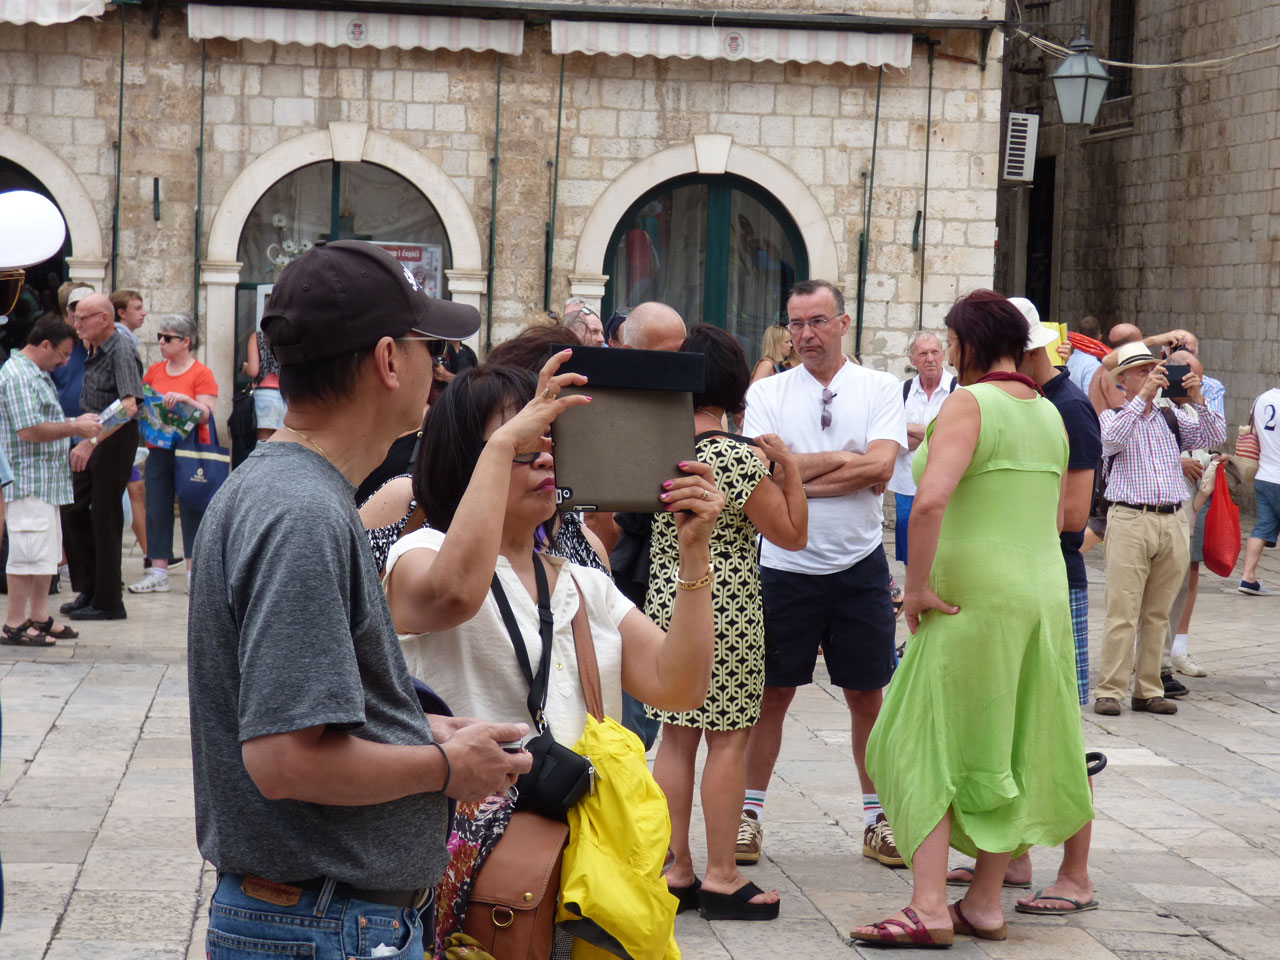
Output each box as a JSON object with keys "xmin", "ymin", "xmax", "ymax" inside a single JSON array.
[{"xmin": 1002, "ymin": 112, "xmax": 1039, "ymax": 182}]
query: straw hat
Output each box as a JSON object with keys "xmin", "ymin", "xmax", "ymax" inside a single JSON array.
[{"xmin": 1107, "ymin": 342, "xmax": 1160, "ymax": 382}]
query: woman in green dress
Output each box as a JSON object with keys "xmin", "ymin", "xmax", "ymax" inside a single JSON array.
[{"xmin": 852, "ymin": 291, "xmax": 1094, "ymax": 948}]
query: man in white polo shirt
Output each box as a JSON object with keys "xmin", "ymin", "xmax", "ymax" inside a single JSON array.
[{"xmin": 739, "ymin": 279, "xmax": 908, "ymax": 870}]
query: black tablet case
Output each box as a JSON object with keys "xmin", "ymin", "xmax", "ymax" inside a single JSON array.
[{"xmin": 550, "ymin": 345, "xmax": 705, "ymax": 513}]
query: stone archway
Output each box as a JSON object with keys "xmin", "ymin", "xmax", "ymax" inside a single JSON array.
[
  {"xmin": 0, "ymin": 124, "xmax": 108, "ymax": 288},
  {"xmin": 568, "ymin": 134, "xmax": 840, "ymax": 310},
  {"xmin": 201, "ymin": 122, "xmax": 486, "ymax": 425}
]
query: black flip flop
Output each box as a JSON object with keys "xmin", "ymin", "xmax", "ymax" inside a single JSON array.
[
  {"xmin": 946, "ymin": 865, "xmax": 1031, "ymax": 889},
  {"xmin": 698, "ymin": 881, "xmax": 780, "ymax": 921},
  {"xmin": 667, "ymin": 877, "xmax": 701, "ymax": 914}
]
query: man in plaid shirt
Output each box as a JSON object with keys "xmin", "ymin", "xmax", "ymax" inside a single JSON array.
[
  {"xmin": 0, "ymin": 315, "xmax": 102, "ymax": 646},
  {"xmin": 1093, "ymin": 342, "xmax": 1226, "ymax": 716}
]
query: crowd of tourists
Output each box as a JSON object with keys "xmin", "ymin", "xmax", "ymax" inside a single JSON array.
[
  {"xmin": 0, "ymin": 283, "xmax": 218, "ymax": 645},
  {"xmin": 13, "ymin": 238, "xmax": 1258, "ymax": 957}
]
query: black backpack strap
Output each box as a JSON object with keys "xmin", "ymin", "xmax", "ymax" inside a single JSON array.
[
  {"xmin": 949, "ymin": 376, "xmax": 958, "ymax": 392},
  {"xmin": 902, "ymin": 379, "xmax": 911, "ymax": 404},
  {"xmin": 489, "ymin": 556, "xmax": 555, "ymax": 731}
]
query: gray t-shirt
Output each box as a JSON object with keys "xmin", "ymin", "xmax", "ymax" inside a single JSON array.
[{"xmin": 188, "ymin": 442, "xmax": 447, "ymax": 889}]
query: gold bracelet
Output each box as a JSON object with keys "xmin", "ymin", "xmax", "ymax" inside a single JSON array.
[{"xmin": 676, "ymin": 569, "xmax": 713, "ymax": 591}]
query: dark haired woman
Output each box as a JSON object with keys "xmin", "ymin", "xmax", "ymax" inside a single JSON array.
[
  {"xmin": 646, "ymin": 324, "xmax": 808, "ymax": 921},
  {"xmin": 852, "ymin": 291, "xmax": 1093, "ymax": 948},
  {"xmin": 382, "ymin": 350, "xmax": 722, "ymax": 770}
]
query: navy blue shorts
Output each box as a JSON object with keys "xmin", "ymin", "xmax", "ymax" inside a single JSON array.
[{"xmin": 761, "ymin": 546, "xmax": 897, "ymax": 690}]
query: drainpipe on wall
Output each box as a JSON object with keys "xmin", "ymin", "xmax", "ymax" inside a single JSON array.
[
  {"xmin": 194, "ymin": 41, "xmax": 206, "ymax": 324},
  {"xmin": 854, "ymin": 66, "xmax": 884, "ymax": 359},
  {"xmin": 485, "ymin": 58, "xmax": 503, "ymax": 349},
  {"xmin": 543, "ymin": 54, "xmax": 565, "ymax": 312},
  {"xmin": 917, "ymin": 40, "xmax": 937, "ymax": 331}
]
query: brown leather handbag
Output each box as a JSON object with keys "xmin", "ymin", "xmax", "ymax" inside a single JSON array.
[
  {"xmin": 463, "ymin": 810, "xmax": 569, "ymax": 960},
  {"xmin": 462, "ymin": 575, "xmax": 603, "ymax": 960}
]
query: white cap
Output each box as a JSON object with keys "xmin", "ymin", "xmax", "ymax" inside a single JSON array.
[{"xmin": 1008, "ymin": 296, "xmax": 1058, "ymax": 350}]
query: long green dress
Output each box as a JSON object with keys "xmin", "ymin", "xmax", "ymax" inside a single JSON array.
[{"xmin": 866, "ymin": 384, "xmax": 1094, "ymax": 866}]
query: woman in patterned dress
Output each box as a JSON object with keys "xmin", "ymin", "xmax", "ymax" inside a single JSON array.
[{"xmin": 646, "ymin": 324, "xmax": 809, "ymax": 922}]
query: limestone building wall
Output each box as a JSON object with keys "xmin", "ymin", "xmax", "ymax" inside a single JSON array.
[
  {"xmin": 995, "ymin": 0, "xmax": 1278, "ymax": 429},
  {"xmin": 1, "ymin": 1, "xmax": 1003, "ymax": 414}
]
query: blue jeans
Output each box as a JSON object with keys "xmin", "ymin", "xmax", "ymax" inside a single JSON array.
[
  {"xmin": 893, "ymin": 493, "xmax": 913, "ymax": 564},
  {"xmin": 207, "ymin": 874, "xmax": 424, "ymax": 959},
  {"xmin": 144, "ymin": 447, "xmax": 205, "ymax": 560}
]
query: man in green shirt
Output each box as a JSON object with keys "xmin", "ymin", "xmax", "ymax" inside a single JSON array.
[{"xmin": 0, "ymin": 314, "xmax": 102, "ymax": 645}]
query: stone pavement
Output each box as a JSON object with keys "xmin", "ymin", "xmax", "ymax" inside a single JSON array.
[{"xmin": 4, "ymin": 541, "xmax": 1280, "ymax": 959}]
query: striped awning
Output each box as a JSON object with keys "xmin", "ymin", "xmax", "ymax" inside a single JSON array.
[
  {"xmin": 0, "ymin": 0, "xmax": 104, "ymax": 25},
  {"xmin": 187, "ymin": 4, "xmax": 524, "ymax": 54},
  {"xmin": 551, "ymin": 20, "xmax": 912, "ymax": 68}
]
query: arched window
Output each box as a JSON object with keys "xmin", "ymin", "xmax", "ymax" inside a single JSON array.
[
  {"xmin": 234, "ymin": 161, "xmax": 453, "ymax": 383},
  {"xmin": 603, "ymin": 174, "xmax": 807, "ymax": 361}
]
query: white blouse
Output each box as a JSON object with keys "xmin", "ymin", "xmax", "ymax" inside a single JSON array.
[{"xmin": 384, "ymin": 527, "xmax": 634, "ymax": 746}]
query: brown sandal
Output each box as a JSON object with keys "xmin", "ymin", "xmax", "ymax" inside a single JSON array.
[
  {"xmin": 0, "ymin": 620, "xmax": 56, "ymax": 646},
  {"xmin": 29, "ymin": 617, "xmax": 78, "ymax": 640},
  {"xmin": 850, "ymin": 906, "xmax": 954, "ymax": 949},
  {"xmin": 949, "ymin": 900, "xmax": 1007, "ymax": 941}
]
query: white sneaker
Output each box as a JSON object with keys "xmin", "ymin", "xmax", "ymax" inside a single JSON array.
[
  {"xmin": 128, "ymin": 568, "xmax": 170, "ymax": 594},
  {"xmin": 1172, "ymin": 654, "xmax": 1208, "ymax": 677}
]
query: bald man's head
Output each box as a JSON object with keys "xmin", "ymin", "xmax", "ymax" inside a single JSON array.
[
  {"xmin": 73, "ymin": 292, "xmax": 117, "ymax": 347},
  {"xmin": 1168, "ymin": 349, "xmax": 1202, "ymax": 377},
  {"xmin": 1108, "ymin": 322, "xmax": 1143, "ymax": 347},
  {"xmin": 622, "ymin": 302, "xmax": 687, "ymax": 352}
]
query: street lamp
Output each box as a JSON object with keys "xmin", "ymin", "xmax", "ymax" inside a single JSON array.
[{"xmin": 1052, "ymin": 27, "xmax": 1110, "ymax": 125}]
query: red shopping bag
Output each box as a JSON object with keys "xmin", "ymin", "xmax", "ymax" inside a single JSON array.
[{"xmin": 1202, "ymin": 461, "xmax": 1241, "ymax": 578}]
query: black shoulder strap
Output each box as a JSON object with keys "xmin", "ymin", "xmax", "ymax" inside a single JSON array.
[
  {"xmin": 1158, "ymin": 405, "xmax": 1183, "ymax": 448},
  {"xmin": 489, "ymin": 556, "xmax": 554, "ymax": 731},
  {"xmin": 695, "ymin": 429, "xmax": 753, "ymax": 444},
  {"xmin": 949, "ymin": 376, "xmax": 958, "ymax": 392},
  {"xmin": 902, "ymin": 379, "xmax": 911, "ymax": 404}
]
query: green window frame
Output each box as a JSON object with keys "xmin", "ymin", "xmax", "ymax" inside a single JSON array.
[{"xmin": 601, "ymin": 174, "xmax": 809, "ymax": 339}]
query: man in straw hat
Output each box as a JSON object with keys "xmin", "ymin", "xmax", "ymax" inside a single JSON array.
[{"xmin": 1092, "ymin": 343, "xmax": 1224, "ymax": 717}]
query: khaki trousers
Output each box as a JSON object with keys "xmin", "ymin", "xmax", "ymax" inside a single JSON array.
[{"xmin": 1097, "ymin": 504, "xmax": 1190, "ymax": 702}]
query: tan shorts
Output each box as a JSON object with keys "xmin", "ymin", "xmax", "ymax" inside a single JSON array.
[{"xmin": 5, "ymin": 497, "xmax": 62, "ymax": 576}]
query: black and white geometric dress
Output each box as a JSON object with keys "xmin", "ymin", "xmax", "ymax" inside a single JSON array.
[{"xmin": 645, "ymin": 434, "xmax": 768, "ymax": 731}]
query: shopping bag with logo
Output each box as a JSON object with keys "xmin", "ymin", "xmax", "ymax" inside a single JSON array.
[
  {"xmin": 1202, "ymin": 460, "xmax": 1241, "ymax": 578},
  {"xmin": 175, "ymin": 419, "xmax": 231, "ymax": 512}
]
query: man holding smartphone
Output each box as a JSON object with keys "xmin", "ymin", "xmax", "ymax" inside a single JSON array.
[
  {"xmin": 1093, "ymin": 343, "xmax": 1225, "ymax": 717},
  {"xmin": 189, "ymin": 241, "xmax": 530, "ymax": 959}
]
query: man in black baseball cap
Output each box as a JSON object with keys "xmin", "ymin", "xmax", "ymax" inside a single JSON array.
[
  {"xmin": 263, "ymin": 239, "xmax": 480, "ymax": 363},
  {"xmin": 188, "ymin": 239, "xmax": 528, "ymax": 959}
]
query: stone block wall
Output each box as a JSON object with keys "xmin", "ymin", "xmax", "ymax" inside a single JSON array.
[
  {"xmin": 2, "ymin": 0, "xmax": 1002, "ymax": 382},
  {"xmin": 997, "ymin": 0, "xmax": 1279, "ymax": 428}
]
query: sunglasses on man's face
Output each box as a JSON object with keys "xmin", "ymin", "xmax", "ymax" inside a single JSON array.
[{"xmin": 157, "ymin": 333, "xmax": 185, "ymax": 343}]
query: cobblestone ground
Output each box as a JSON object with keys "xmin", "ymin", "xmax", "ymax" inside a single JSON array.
[{"xmin": 3, "ymin": 537, "xmax": 1280, "ymax": 959}]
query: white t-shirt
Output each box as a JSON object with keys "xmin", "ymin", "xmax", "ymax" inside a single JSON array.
[
  {"xmin": 743, "ymin": 360, "xmax": 907, "ymax": 574},
  {"xmin": 1252, "ymin": 388, "xmax": 1280, "ymax": 484},
  {"xmin": 384, "ymin": 527, "xmax": 635, "ymax": 746},
  {"xmin": 887, "ymin": 375, "xmax": 954, "ymax": 496}
]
